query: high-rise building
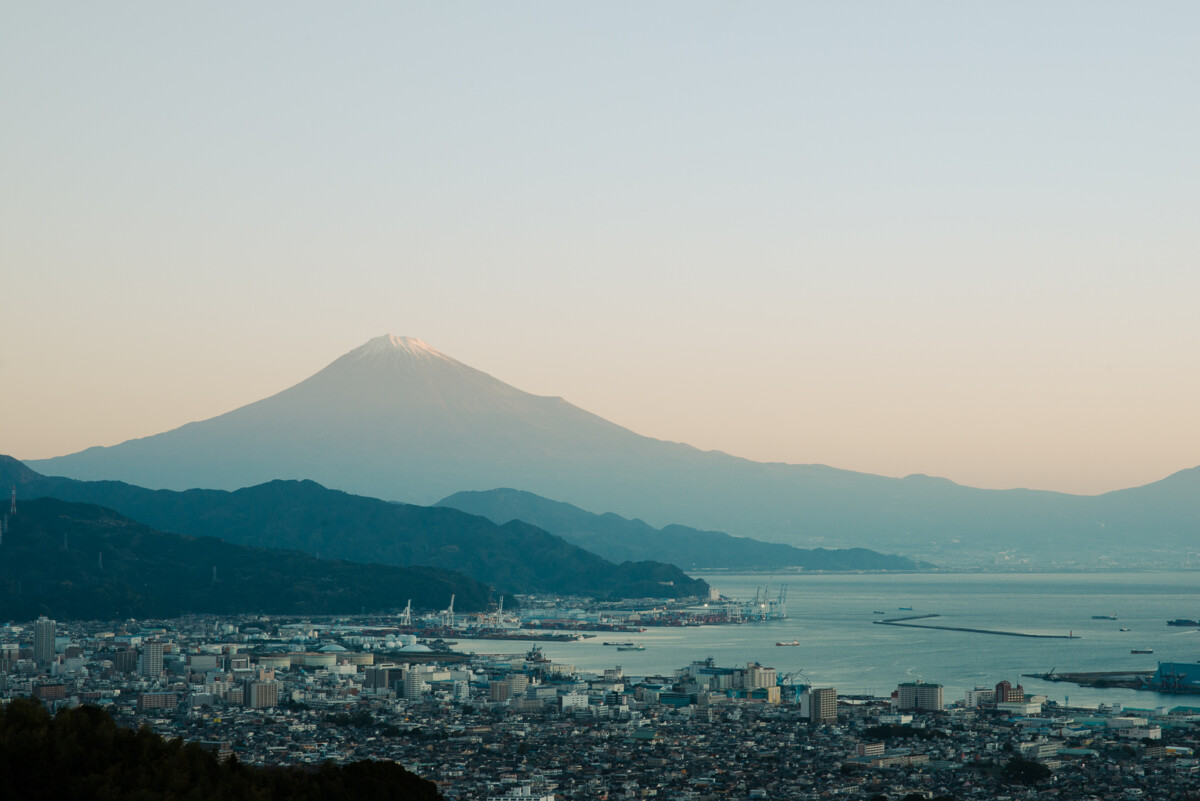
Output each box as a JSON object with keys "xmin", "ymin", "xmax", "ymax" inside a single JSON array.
[
  {"xmin": 403, "ymin": 668, "xmax": 425, "ymax": 700},
  {"xmin": 896, "ymin": 681, "xmax": 944, "ymax": 712},
  {"xmin": 141, "ymin": 639, "xmax": 164, "ymax": 678},
  {"xmin": 506, "ymin": 673, "xmax": 529, "ymax": 696},
  {"xmin": 34, "ymin": 617, "xmax": 55, "ymax": 666},
  {"xmin": 810, "ymin": 687, "xmax": 837, "ymax": 723},
  {"xmin": 105, "ymin": 647, "xmax": 138, "ymax": 674},
  {"xmin": 363, "ymin": 665, "xmax": 395, "ymax": 692},
  {"xmin": 246, "ymin": 681, "xmax": 279, "ymax": 709},
  {"xmin": 916, "ymin": 682, "xmax": 943, "ymax": 711}
]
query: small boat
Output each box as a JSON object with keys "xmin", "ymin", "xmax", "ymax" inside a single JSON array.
[
  {"xmin": 776, "ymin": 640, "xmax": 800, "ymax": 647},
  {"xmin": 1131, "ymin": 648, "xmax": 1154, "ymax": 654},
  {"xmin": 1119, "ymin": 627, "xmax": 1130, "ymax": 632},
  {"xmin": 617, "ymin": 644, "xmax": 646, "ymax": 651},
  {"xmin": 1092, "ymin": 614, "xmax": 1118, "ymax": 620}
]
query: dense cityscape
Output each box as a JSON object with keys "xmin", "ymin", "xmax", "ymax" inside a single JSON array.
[{"xmin": 4, "ymin": 608, "xmax": 1200, "ymax": 801}]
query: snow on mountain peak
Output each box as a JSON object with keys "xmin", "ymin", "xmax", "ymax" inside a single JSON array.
[{"xmin": 356, "ymin": 334, "xmax": 449, "ymax": 360}]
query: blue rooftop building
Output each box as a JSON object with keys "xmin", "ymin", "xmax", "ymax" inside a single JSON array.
[{"xmin": 1148, "ymin": 662, "xmax": 1200, "ymax": 693}]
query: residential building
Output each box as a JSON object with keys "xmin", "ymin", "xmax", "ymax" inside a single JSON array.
[
  {"xmin": 246, "ymin": 680, "xmax": 279, "ymax": 709},
  {"xmin": 137, "ymin": 692, "xmax": 178, "ymax": 712},
  {"xmin": 141, "ymin": 639, "xmax": 164, "ymax": 678},
  {"xmin": 810, "ymin": 687, "xmax": 837, "ymax": 723},
  {"xmin": 34, "ymin": 617, "xmax": 55, "ymax": 666},
  {"xmin": 896, "ymin": 681, "xmax": 944, "ymax": 712}
]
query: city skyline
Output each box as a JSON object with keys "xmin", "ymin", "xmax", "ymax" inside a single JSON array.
[{"xmin": 3, "ymin": 3, "xmax": 1198, "ymax": 495}]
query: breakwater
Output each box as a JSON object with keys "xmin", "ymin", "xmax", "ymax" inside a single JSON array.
[
  {"xmin": 874, "ymin": 614, "xmax": 1079, "ymax": 639},
  {"xmin": 1022, "ymin": 670, "xmax": 1154, "ymax": 690}
]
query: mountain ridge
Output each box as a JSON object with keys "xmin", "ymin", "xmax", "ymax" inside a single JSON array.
[
  {"xmin": 25, "ymin": 335, "xmax": 1200, "ymax": 566},
  {"xmin": 0, "ymin": 456, "xmax": 708, "ymax": 600},
  {"xmin": 436, "ymin": 488, "xmax": 928, "ymax": 571}
]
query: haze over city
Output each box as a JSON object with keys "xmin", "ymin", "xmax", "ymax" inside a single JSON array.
[{"xmin": 4, "ymin": 3, "xmax": 1198, "ymax": 495}]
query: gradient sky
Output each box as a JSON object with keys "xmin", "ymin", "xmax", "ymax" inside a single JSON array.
[{"xmin": 3, "ymin": 3, "xmax": 1198, "ymax": 495}]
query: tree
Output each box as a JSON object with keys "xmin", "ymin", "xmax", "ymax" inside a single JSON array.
[
  {"xmin": 1001, "ymin": 755, "xmax": 1051, "ymax": 784},
  {"xmin": 0, "ymin": 698, "xmax": 442, "ymax": 801}
]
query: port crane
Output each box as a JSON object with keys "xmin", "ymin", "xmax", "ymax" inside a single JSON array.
[
  {"xmin": 399, "ymin": 599, "xmax": 412, "ymax": 627},
  {"xmin": 777, "ymin": 668, "xmax": 811, "ymax": 704},
  {"xmin": 752, "ymin": 584, "xmax": 789, "ymax": 620}
]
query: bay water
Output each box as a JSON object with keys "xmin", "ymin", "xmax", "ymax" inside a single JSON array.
[{"xmin": 464, "ymin": 571, "xmax": 1200, "ymax": 710}]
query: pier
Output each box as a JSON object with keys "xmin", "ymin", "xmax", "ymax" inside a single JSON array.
[{"xmin": 874, "ymin": 614, "xmax": 1079, "ymax": 639}]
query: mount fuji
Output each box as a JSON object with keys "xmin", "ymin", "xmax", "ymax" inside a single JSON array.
[
  {"xmin": 28, "ymin": 335, "xmax": 1200, "ymax": 565},
  {"xmin": 29, "ymin": 334, "xmax": 675, "ymax": 506}
]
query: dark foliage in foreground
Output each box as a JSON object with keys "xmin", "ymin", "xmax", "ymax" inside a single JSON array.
[{"xmin": 0, "ymin": 698, "xmax": 441, "ymax": 801}]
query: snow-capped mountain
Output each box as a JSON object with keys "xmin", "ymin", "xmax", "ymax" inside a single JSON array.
[{"xmin": 27, "ymin": 335, "xmax": 1200, "ymax": 565}]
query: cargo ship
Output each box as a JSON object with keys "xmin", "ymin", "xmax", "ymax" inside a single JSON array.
[{"xmin": 776, "ymin": 640, "xmax": 800, "ymax": 646}]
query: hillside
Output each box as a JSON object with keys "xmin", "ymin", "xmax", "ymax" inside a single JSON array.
[
  {"xmin": 437, "ymin": 488, "xmax": 926, "ymax": 571},
  {"xmin": 0, "ymin": 498, "xmax": 492, "ymax": 621},
  {"xmin": 0, "ymin": 457, "xmax": 708, "ymax": 600}
]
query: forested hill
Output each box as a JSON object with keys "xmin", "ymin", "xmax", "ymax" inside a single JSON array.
[
  {"xmin": 0, "ymin": 457, "xmax": 708, "ymax": 600},
  {"xmin": 0, "ymin": 497, "xmax": 492, "ymax": 620}
]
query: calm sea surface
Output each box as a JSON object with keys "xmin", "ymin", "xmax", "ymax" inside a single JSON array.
[{"xmin": 464, "ymin": 571, "xmax": 1200, "ymax": 710}]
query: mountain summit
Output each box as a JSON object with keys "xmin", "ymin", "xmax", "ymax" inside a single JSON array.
[
  {"xmin": 356, "ymin": 334, "xmax": 450, "ymax": 359},
  {"xmin": 342, "ymin": 334, "xmax": 473, "ymax": 370},
  {"xmin": 28, "ymin": 334, "xmax": 647, "ymax": 506},
  {"xmin": 27, "ymin": 336, "xmax": 1200, "ymax": 565}
]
